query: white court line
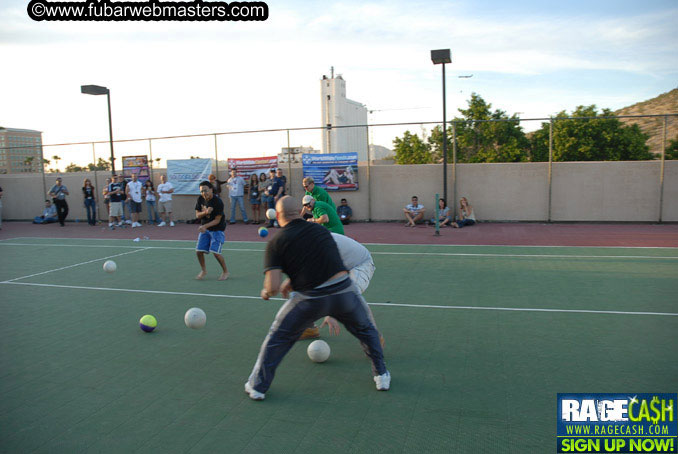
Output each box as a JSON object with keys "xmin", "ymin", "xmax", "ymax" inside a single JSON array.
[
  {"xmin": 2, "ymin": 248, "xmax": 149, "ymax": 283},
  {"xmin": 1, "ymin": 281, "xmax": 677, "ymax": 317},
  {"xmin": 6, "ymin": 236, "xmax": 678, "ymax": 250},
  {"xmin": 1, "ymin": 242, "xmax": 677, "ymax": 260}
]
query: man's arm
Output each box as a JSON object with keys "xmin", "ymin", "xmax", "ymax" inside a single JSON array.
[
  {"xmin": 313, "ymin": 214, "xmax": 329, "ymax": 224},
  {"xmin": 261, "ymin": 269, "xmax": 282, "ymax": 300}
]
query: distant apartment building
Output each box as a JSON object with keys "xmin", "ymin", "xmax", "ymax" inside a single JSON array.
[
  {"xmin": 278, "ymin": 146, "xmax": 318, "ymax": 164},
  {"xmin": 0, "ymin": 127, "xmax": 43, "ymax": 174},
  {"xmin": 320, "ymin": 70, "xmax": 368, "ymax": 161}
]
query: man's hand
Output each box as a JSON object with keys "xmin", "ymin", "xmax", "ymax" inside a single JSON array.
[
  {"xmin": 320, "ymin": 316, "xmax": 341, "ymax": 336},
  {"xmin": 279, "ymin": 279, "xmax": 293, "ymax": 298},
  {"xmin": 198, "ymin": 225, "xmax": 207, "ymax": 233},
  {"xmin": 260, "ymin": 288, "xmax": 270, "ymax": 300}
]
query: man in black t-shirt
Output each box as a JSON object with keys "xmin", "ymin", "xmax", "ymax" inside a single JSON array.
[
  {"xmin": 194, "ymin": 181, "xmax": 229, "ymax": 281},
  {"xmin": 244, "ymin": 196, "xmax": 390, "ymax": 401}
]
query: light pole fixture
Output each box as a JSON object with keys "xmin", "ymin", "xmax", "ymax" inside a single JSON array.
[
  {"xmin": 431, "ymin": 49, "xmax": 451, "ymax": 203},
  {"xmin": 81, "ymin": 84, "xmax": 116, "ymax": 176}
]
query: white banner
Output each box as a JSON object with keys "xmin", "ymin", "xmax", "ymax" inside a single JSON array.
[{"xmin": 167, "ymin": 159, "xmax": 212, "ymax": 195}]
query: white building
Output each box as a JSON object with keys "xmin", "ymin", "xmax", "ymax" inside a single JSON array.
[
  {"xmin": 278, "ymin": 146, "xmax": 318, "ymax": 164},
  {"xmin": 320, "ymin": 71, "xmax": 368, "ymax": 161}
]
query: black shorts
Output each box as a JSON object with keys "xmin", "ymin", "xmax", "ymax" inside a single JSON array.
[{"xmin": 129, "ymin": 201, "xmax": 143, "ymax": 213}]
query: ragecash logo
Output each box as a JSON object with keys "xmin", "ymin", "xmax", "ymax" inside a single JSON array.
[{"xmin": 557, "ymin": 393, "xmax": 677, "ymax": 453}]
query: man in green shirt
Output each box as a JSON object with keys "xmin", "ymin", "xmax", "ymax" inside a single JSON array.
[
  {"xmin": 302, "ymin": 177, "xmax": 336, "ymax": 210},
  {"xmin": 302, "ymin": 195, "xmax": 344, "ymax": 235}
]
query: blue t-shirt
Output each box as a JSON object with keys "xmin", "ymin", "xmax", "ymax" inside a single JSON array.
[{"xmin": 267, "ymin": 177, "xmax": 282, "ymax": 198}]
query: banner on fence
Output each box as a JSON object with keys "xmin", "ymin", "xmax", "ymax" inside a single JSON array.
[
  {"xmin": 227, "ymin": 156, "xmax": 279, "ymax": 179},
  {"xmin": 122, "ymin": 156, "xmax": 150, "ymax": 183},
  {"xmin": 167, "ymin": 159, "xmax": 212, "ymax": 195},
  {"xmin": 302, "ymin": 153, "xmax": 358, "ymax": 191}
]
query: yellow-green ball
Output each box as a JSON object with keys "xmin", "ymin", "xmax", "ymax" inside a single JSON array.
[{"xmin": 139, "ymin": 314, "xmax": 157, "ymax": 333}]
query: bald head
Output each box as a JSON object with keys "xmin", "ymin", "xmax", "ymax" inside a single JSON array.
[{"xmin": 275, "ymin": 196, "xmax": 301, "ymax": 226}]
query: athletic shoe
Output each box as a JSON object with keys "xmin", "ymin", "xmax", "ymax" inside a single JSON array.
[
  {"xmin": 374, "ymin": 371, "xmax": 391, "ymax": 391},
  {"xmin": 298, "ymin": 327, "xmax": 320, "ymax": 340},
  {"xmin": 125, "ymin": 220, "xmax": 132, "ymax": 225},
  {"xmin": 116, "ymin": 222, "xmax": 123, "ymax": 227},
  {"xmin": 244, "ymin": 382, "xmax": 265, "ymax": 401},
  {"xmin": 158, "ymin": 222, "xmax": 166, "ymax": 227},
  {"xmin": 169, "ymin": 221, "xmax": 175, "ymax": 227}
]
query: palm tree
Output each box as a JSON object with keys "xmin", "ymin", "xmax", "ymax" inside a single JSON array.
[
  {"xmin": 52, "ymin": 155, "xmax": 61, "ymax": 173},
  {"xmin": 43, "ymin": 158, "xmax": 51, "ymax": 172}
]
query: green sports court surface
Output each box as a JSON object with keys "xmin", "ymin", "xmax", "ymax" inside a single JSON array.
[{"xmin": 1, "ymin": 237, "xmax": 676, "ymax": 453}]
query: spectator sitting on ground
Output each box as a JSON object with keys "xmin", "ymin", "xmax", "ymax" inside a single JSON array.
[
  {"xmin": 337, "ymin": 198, "xmax": 352, "ymax": 225},
  {"xmin": 453, "ymin": 197, "xmax": 476, "ymax": 228},
  {"xmin": 33, "ymin": 200, "xmax": 58, "ymax": 224},
  {"xmin": 403, "ymin": 195, "xmax": 425, "ymax": 227},
  {"xmin": 430, "ymin": 198, "xmax": 451, "ymax": 227}
]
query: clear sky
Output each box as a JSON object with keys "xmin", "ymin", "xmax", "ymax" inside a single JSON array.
[{"xmin": 1, "ymin": 0, "xmax": 677, "ymax": 167}]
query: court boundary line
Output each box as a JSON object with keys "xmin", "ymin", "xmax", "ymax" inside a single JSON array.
[
  {"xmin": 3, "ymin": 248, "xmax": 149, "ymax": 283},
  {"xmin": 4, "ymin": 236, "xmax": 678, "ymax": 250},
  {"xmin": 1, "ymin": 242, "xmax": 677, "ymax": 260},
  {"xmin": 1, "ymin": 281, "xmax": 677, "ymax": 317}
]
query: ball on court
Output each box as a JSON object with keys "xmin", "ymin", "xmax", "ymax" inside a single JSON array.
[
  {"xmin": 307, "ymin": 340, "xmax": 331, "ymax": 363},
  {"xmin": 258, "ymin": 226, "xmax": 269, "ymax": 238},
  {"xmin": 139, "ymin": 314, "xmax": 157, "ymax": 333},
  {"xmin": 103, "ymin": 260, "xmax": 117, "ymax": 273},
  {"xmin": 266, "ymin": 208, "xmax": 277, "ymax": 220},
  {"xmin": 184, "ymin": 307, "xmax": 206, "ymax": 329}
]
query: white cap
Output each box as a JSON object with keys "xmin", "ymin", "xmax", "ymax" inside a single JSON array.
[{"xmin": 302, "ymin": 195, "xmax": 314, "ymax": 205}]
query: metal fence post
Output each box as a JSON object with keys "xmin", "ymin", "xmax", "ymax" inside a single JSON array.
[
  {"xmin": 452, "ymin": 121, "xmax": 457, "ymax": 221},
  {"xmin": 366, "ymin": 125, "xmax": 372, "ymax": 221},
  {"xmin": 213, "ymin": 134, "xmax": 219, "ymax": 177},
  {"xmin": 287, "ymin": 130, "xmax": 292, "ymax": 194},
  {"xmin": 659, "ymin": 115, "xmax": 667, "ymax": 223},
  {"xmin": 548, "ymin": 117, "xmax": 554, "ymax": 222}
]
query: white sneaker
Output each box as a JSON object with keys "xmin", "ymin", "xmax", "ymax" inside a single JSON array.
[
  {"xmin": 374, "ymin": 371, "xmax": 391, "ymax": 391},
  {"xmin": 132, "ymin": 222, "xmax": 139, "ymax": 228},
  {"xmin": 169, "ymin": 221, "xmax": 175, "ymax": 227},
  {"xmin": 158, "ymin": 222, "xmax": 166, "ymax": 227},
  {"xmin": 116, "ymin": 222, "xmax": 123, "ymax": 227},
  {"xmin": 125, "ymin": 220, "xmax": 132, "ymax": 225},
  {"xmin": 244, "ymin": 382, "xmax": 265, "ymax": 401}
]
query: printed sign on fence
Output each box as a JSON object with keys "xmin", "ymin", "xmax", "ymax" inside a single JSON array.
[
  {"xmin": 122, "ymin": 156, "xmax": 150, "ymax": 183},
  {"xmin": 167, "ymin": 159, "xmax": 212, "ymax": 195},
  {"xmin": 227, "ymin": 156, "xmax": 279, "ymax": 179},
  {"xmin": 301, "ymin": 153, "xmax": 358, "ymax": 191}
]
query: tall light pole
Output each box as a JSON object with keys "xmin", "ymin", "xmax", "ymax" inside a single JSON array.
[
  {"xmin": 81, "ymin": 84, "xmax": 116, "ymax": 176},
  {"xmin": 431, "ymin": 49, "xmax": 451, "ymax": 202}
]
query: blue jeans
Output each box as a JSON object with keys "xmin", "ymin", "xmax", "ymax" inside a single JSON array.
[
  {"xmin": 84, "ymin": 198, "xmax": 96, "ymax": 225},
  {"xmin": 247, "ymin": 277, "xmax": 385, "ymax": 393},
  {"xmin": 146, "ymin": 200, "xmax": 160, "ymax": 223},
  {"xmin": 455, "ymin": 219, "xmax": 476, "ymax": 228},
  {"xmin": 229, "ymin": 195, "xmax": 248, "ymax": 223},
  {"xmin": 34, "ymin": 216, "xmax": 57, "ymax": 224}
]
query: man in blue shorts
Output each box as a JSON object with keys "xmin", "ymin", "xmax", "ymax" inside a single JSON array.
[
  {"xmin": 194, "ymin": 181, "xmax": 229, "ymax": 281},
  {"xmin": 244, "ymin": 196, "xmax": 390, "ymax": 401}
]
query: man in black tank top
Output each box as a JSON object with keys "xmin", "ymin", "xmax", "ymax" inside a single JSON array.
[{"xmin": 244, "ymin": 196, "xmax": 390, "ymax": 400}]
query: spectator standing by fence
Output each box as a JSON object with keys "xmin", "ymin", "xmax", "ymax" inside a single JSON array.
[
  {"xmin": 48, "ymin": 177, "xmax": 69, "ymax": 227},
  {"xmin": 82, "ymin": 178, "xmax": 96, "ymax": 226}
]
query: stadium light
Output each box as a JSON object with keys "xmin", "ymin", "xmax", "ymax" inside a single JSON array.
[
  {"xmin": 431, "ymin": 49, "xmax": 451, "ymax": 202},
  {"xmin": 81, "ymin": 84, "xmax": 116, "ymax": 176}
]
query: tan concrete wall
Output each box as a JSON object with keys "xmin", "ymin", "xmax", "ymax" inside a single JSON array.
[{"xmin": 0, "ymin": 161, "xmax": 675, "ymax": 223}]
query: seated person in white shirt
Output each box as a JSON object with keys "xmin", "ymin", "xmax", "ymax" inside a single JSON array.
[{"xmin": 403, "ymin": 195, "xmax": 425, "ymax": 227}]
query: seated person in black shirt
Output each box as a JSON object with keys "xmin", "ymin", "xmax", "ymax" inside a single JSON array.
[
  {"xmin": 336, "ymin": 198, "xmax": 353, "ymax": 225},
  {"xmin": 194, "ymin": 181, "xmax": 230, "ymax": 281},
  {"xmin": 244, "ymin": 196, "xmax": 390, "ymax": 401}
]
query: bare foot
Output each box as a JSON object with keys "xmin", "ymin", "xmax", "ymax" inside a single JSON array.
[
  {"xmin": 218, "ymin": 272, "xmax": 230, "ymax": 281},
  {"xmin": 196, "ymin": 270, "xmax": 207, "ymax": 280}
]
